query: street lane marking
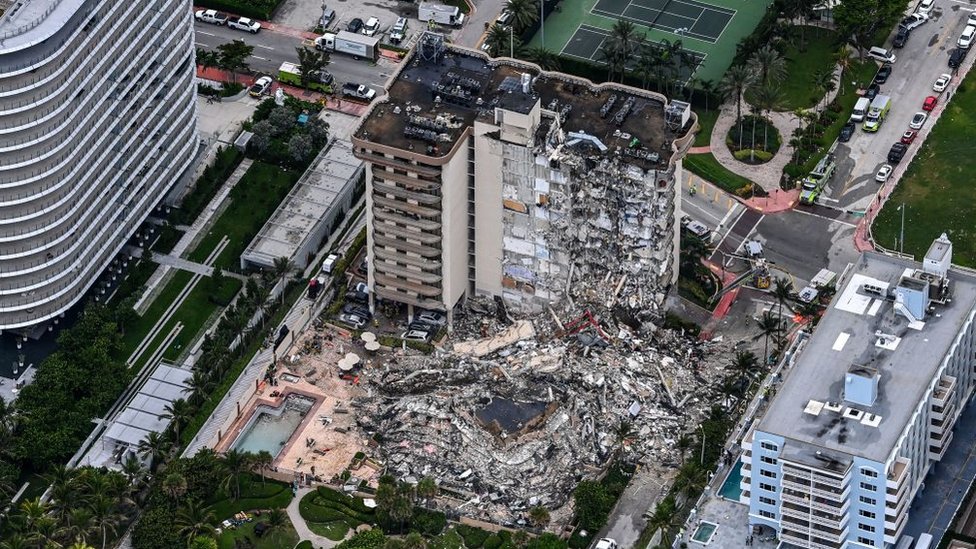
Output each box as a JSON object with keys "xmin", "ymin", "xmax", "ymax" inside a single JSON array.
[
  {"xmin": 197, "ymin": 31, "xmax": 216, "ymax": 36},
  {"xmin": 683, "ymin": 199, "xmax": 724, "ymax": 224},
  {"xmin": 253, "ymin": 56, "xmax": 269, "ymax": 60},
  {"xmin": 255, "ymin": 44, "xmax": 275, "ymax": 50},
  {"xmin": 791, "ymin": 208, "xmax": 857, "ymax": 228}
]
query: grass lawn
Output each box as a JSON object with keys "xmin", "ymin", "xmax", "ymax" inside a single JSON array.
[
  {"xmin": 295, "ymin": 542, "xmax": 314, "ymax": 549},
  {"xmin": 216, "ymin": 517, "xmax": 299, "ymax": 549},
  {"xmin": 693, "ymin": 109, "xmax": 719, "ymax": 148},
  {"xmin": 873, "ymin": 76, "xmax": 976, "ymax": 265},
  {"xmin": 207, "ymin": 475, "xmax": 295, "ymax": 521},
  {"xmin": 683, "ymin": 152, "xmax": 756, "ymax": 195},
  {"xmin": 428, "ymin": 527, "xmax": 466, "ymax": 549},
  {"xmin": 778, "ymin": 27, "xmax": 841, "ymax": 110},
  {"xmin": 307, "ymin": 520, "xmax": 350, "ymax": 541},
  {"xmin": 187, "ymin": 162, "xmax": 301, "ymax": 271}
]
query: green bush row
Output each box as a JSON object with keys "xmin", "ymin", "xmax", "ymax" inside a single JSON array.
[
  {"xmin": 172, "ymin": 146, "xmax": 243, "ymax": 225},
  {"xmin": 195, "ymin": 0, "xmax": 282, "ymax": 20},
  {"xmin": 732, "ymin": 149, "xmax": 774, "ymax": 162}
]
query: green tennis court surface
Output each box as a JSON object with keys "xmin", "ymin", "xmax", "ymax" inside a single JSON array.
[{"xmin": 531, "ymin": 0, "xmax": 774, "ymax": 84}]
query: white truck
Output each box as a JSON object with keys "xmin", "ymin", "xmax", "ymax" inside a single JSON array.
[
  {"xmin": 315, "ymin": 30, "xmax": 379, "ymax": 60},
  {"xmin": 851, "ymin": 97, "xmax": 870, "ymax": 122},
  {"xmin": 342, "ymin": 83, "xmax": 377, "ymax": 101},
  {"xmin": 862, "ymin": 95, "xmax": 891, "ymax": 132},
  {"xmin": 418, "ymin": 2, "xmax": 465, "ymax": 27},
  {"xmin": 228, "ymin": 16, "xmax": 261, "ymax": 33},
  {"xmin": 194, "ymin": 9, "xmax": 228, "ymax": 25}
]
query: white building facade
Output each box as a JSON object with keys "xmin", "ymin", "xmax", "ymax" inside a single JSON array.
[{"xmin": 0, "ymin": 0, "xmax": 198, "ymax": 330}]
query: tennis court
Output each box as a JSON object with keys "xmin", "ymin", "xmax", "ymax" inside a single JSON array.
[
  {"xmin": 591, "ymin": 0, "xmax": 734, "ymax": 43},
  {"xmin": 562, "ymin": 24, "xmax": 706, "ymax": 79}
]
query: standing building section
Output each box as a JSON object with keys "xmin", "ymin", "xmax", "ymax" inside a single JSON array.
[
  {"xmin": 741, "ymin": 234, "xmax": 976, "ymax": 548},
  {"xmin": 0, "ymin": 0, "xmax": 198, "ymax": 330},
  {"xmin": 351, "ymin": 34, "xmax": 694, "ymax": 319}
]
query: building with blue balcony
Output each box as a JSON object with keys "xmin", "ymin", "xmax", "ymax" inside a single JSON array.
[{"xmin": 740, "ymin": 235, "xmax": 976, "ymax": 548}]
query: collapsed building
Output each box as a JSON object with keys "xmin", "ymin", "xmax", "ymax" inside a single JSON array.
[
  {"xmin": 354, "ymin": 298, "xmax": 733, "ymax": 525},
  {"xmin": 351, "ymin": 33, "xmax": 696, "ymax": 322}
]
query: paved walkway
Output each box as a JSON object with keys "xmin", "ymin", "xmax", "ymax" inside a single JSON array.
[
  {"xmin": 151, "ymin": 252, "xmax": 247, "ymax": 281},
  {"xmin": 135, "ymin": 158, "xmax": 253, "ymax": 314},
  {"xmin": 287, "ymin": 487, "xmax": 345, "ymax": 548}
]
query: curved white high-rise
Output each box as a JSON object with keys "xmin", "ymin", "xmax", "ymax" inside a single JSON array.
[{"xmin": 0, "ymin": 0, "xmax": 198, "ymax": 330}]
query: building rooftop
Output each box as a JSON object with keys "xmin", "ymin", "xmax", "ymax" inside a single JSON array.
[
  {"xmin": 355, "ymin": 33, "xmax": 691, "ymax": 169},
  {"xmin": 0, "ymin": 0, "xmax": 85, "ymax": 54},
  {"xmin": 759, "ymin": 251, "xmax": 976, "ymax": 463}
]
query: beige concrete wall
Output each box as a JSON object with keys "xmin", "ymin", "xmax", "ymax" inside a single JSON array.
[
  {"xmin": 439, "ymin": 137, "xmax": 472, "ymax": 312},
  {"xmin": 472, "ymin": 120, "xmax": 505, "ymax": 298}
]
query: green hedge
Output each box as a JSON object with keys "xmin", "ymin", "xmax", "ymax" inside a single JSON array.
[
  {"xmin": 173, "ymin": 146, "xmax": 243, "ymax": 225},
  {"xmin": 457, "ymin": 525, "xmax": 491, "ymax": 548},
  {"xmin": 196, "ymin": 0, "xmax": 283, "ymax": 20},
  {"xmin": 299, "ymin": 487, "xmax": 376, "ymax": 525}
]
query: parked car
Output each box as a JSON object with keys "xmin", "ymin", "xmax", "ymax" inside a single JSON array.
[
  {"xmin": 888, "ymin": 143, "xmax": 908, "ymax": 164},
  {"xmin": 228, "ymin": 16, "xmax": 261, "ymax": 33},
  {"xmin": 408, "ymin": 321, "xmax": 436, "ymax": 333},
  {"xmin": 969, "ymin": 12, "xmax": 976, "ymax": 26},
  {"xmin": 949, "ymin": 48, "xmax": 967, "ymax": 68},
  {"xmin": 909, "ymin": 111, "xmax": 928, "ymax": 129},
  {"xmin": 960, "ymin": 25, "xmax": 976, "ymax": 49},
  {"xmin": 321, "ymin": 253, "xmax": 339, "ymax": 275},
  {"xmin": 354, "ymin": 282, "xmax": 368, "ymax": 294},
  {"xmin": 401, "ymin": 329, "xmax": 431, "ymax": 342},
  {"xmin": 933, "ymin": 73, "xmax": 951, "ymax": 92},
  {"xmin": 901, "ymin": 130, "xmax": 917, "ymax": 144},
  {"xmin": 248, "ymin": 76, "xmax": 272, "ymax": 97},
  {"xmin": 342, "ymin": 303, "xmax": 371, "ymax": 319},
  {"xmin": 874, "ymin": 65, "xmax": 892, "ymax": 84},
  {"xmin": 922, "ymin": 95, "xmax": 938, "ymax": 111},
  {"xmin": 390, "ymin": 17, "xmax": 408, "ymax": 43},
  {"xmin": 839, "ymin": 121, "xmax": 856, "ymax": 142},
  {"xmin": 595, "ymin": 539, "xmax": 619, "ymax": 549},
  {"xmin": 875, "ymin": 164, "xmax": 893, "ymax": 183},
  {"xmin": 347, "ymin": 18, "xmax": 364, "ymax": 33},
  {"xmin": 893, "ymin": 28, "xmax": 910, "ymax": 49},
  {"xmin": 194, "ymin": 9, "xmax": 228, "ymax": 25},
  {"xmin": 865, "ymin": 83, "xmax": 880, "ymax": 100},
  {"xmin": 339, "ymin": 313, "xmax": 368, "ymax": 329},
  {"xmin": 356, "ymin": 257, "xmax": 368, "ymax": 276},
  {"xmin": 681, "ymin": 215, "xmax": 712, "ymax": 239},
  {"xmin": 900, "ymin": 12, "xmax": 928, "ymax": 30},
  {"xmin": 345, "ymin": 291, "xmax": 369, "ymax": 304},
  {"xmin": 320, "ymin": 8, "xmax": 336, "ymax": 28},
  {"xmin": 363, "ymin": 17, "xmax": 380, "ymax": 36},
  {"xmin": 416, "ymin": 310, "xmax": 447, "ymax": 326}
]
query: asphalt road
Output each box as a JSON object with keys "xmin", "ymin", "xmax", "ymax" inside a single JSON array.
[
  {"xmin": 823, "ymin": 4, "xmax": 975, "ymax": 212},
  {"xmin": 193, "ymin": 22, "xmax": 397, "ymax": 90}
]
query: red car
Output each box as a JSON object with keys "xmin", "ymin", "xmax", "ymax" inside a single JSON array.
[
  {"xmin": 901, "ymin": 130, "xmax": 917, "ymax": 144},
  {"xmin": 923, "ymin": 95, "xmax": 938, "ymax": 111}
]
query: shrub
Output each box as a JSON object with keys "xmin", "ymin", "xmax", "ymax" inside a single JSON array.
[
  {"xmin": 195, "ymin": 0, "xmax": 283, "ymax": 20},
  {"xmin": 457, "ymin": 525, "xmax": 490, "ymax": 548},
  {"xmin": 732, "ymin": 149, "xmax": 774, "ymax": 163},
  {"xmin": 410, "ymin": 508, "xmax": 447, "ymax": 536},
  {"xmin": 484, "ymin": 534, "xmax": 503, "ymax": 549}
]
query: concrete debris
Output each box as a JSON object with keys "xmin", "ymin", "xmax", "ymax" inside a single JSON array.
[{"xmin": 355, "ymin": 296, "xmax": 735, "ymax": 525}]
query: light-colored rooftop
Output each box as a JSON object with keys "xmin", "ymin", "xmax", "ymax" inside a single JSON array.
[
  {"xmin": 0, "ymin": 0, "xmax": 85, "ymax": 53},
  {"xmin": 241, "ymin": 138, "xmax": 362, "ymax": 269},
  {"xmin": 759, "ymin": 251, "xmax": 976, "ymax": 463}
]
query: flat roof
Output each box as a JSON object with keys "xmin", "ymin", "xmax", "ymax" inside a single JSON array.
[
  {"xmin": 104, "ymin": 362, "xmax": 191, "ymax": 447},
  {"xmin": 355, "ymin": 36, "xmax": 690, "ymax": 169},
  {"xmin": 0, "ymin": 0, "xmax": 86, "ymax": 53},
  {"xmin": 242, "ymin": 138, "xmax": 362, "ymax": 268},
  {"xmin": 759, "ymin": 252, "xmax": 976, "ymax": 463}
]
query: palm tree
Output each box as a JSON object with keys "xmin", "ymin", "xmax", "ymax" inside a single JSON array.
[
  {"xmin": 609, "ymin": 19, "xmax": 639, "ymax": 57},
  {"xmin": 700, "ymin": 79, "xmax": 717, "ymax": 112},
  {"xmin": 137, "ymin": 431, "xmax": 171, "ymax": 471},
  {"xmin": 271, "ymin": 257, "xmax": 295, "ymax": 304},
  {"xmin": 175, "ymin": 499, "xmax": 218, "ymax": 544},
  {"xmin": 416, "ymin": 476, "xmax": 438, "ymax": 506},
  {"xmin": 263, "ymin": 508, "xmax": 288, "ymax": 543},
  {"xmin": 755, "ymin": 312, "xmax": 783, "ymax": 365},
  {"xmin": 528, "ymin": 505, "xmax": 550, "ymax": 528},
  {"xmin": 834, "ymin": 47, "xmax": 853, "ymax": 94},
  {"xmin": 748, "ymin": 45, "xmax": 787, "ymax": 85},
  {"xmin": 730, "ymin": 350, "xmax": 760, "ymax": 383},
  {"xmin": 295, "ymin": 46, "xmax": 330, "ymax": 88},
  {"xmin": 120, "ymin": 453, "xmax": 145, "ymax": 486},
  {"xmin": 504, "ymin": 0, "xmax": 540, "ymax": 33},
  {"xmin": 484, "ymin": 24, "xmax": 517, "ymax": 57},
  {"xmin": 614, "ymin": 420, "xmax": 635, "ymax": 443},
  {"xmin": 0, "ymin": 534, "xmax": 32, "ymax": 549},
  {"xmin": 773, "ymin": 277, "xmax": 795, "ymax": 323},
  {"xmin": 251, "ymin": 450, "xmax": 274, "ymax": 486},
  {"xmin": 67, "ymin": 542, "xmax": 98, "ymax": 549},
  {"xmin": 522, "ymin": 47, "xmax": 560, "ymax": 70},
  {"xmin": 719, "ymin": 64, "xmax": 754, "ymax": 148},
  {"xmin": 750, "ymin": 83, "xmax": 784, "ymax": 153},
  {"xmin": 216, "ymin": 40, "xmax": 254, "ymax": 84},
  {"xmin": 195, "ymin": 48, "xmax": 221, "ymax": 77},
  {"xmin": 63, "ymin": 508, "xmax": 97, "ymax": 545},
  {"xmin": 635, "ymin": 43, "xmax": 659, "ymax": 90},
  {"xmin": 184, "ymin": 370, "xmax": 212, "ymax": 405},
  {"xmin": 220, "ymin": 449, "xmax": 253, "ymax": 501},
  {"xmin": 159, "ymin": 398, "xmax": 194, "ymax": 443},
  {"xmin": 645, "ymin": 495, "xmax": 681, "ymax": 547},
  {"xmin": 811, "ymin": 67, "xmax": 837, "ymax": 112},
  {"xmin": 598, "ymin": 43, "xmax": 627, "ymax": 83},
  {"xmin": 162, "ymin": 472, "xmax": 188, "ymax": 503},
  {"xmin": 403, "ymin": 532, "xmax": 427, "ymax": 549},
  {"xmin": 90, "ymin": 494, "xmax": 121, "ymax": 549},
  {"xmin": 673, "ymin": 461, "xmax": 708, "ymax": 498}
]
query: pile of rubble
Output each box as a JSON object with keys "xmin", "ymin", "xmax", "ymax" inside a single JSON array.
[{"xmin": 354, "ymin": 298, "xmax": 733, "ymax": 525}]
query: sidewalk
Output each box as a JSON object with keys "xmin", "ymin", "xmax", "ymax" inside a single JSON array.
[{"xmin": 287, "ymin": 487, "xmax": 347, "ymax": 548}]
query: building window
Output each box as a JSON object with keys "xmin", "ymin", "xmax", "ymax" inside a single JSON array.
[
  {"xmin": 759, "ymin": 483, "xmax": 777, "ymax": 493},
  {"xmin": 759, "ymin": 496, "xmax": 775, "ymax": 505},
  {"xmin": 760, "ymin": 469, "xmax": 778, "ymax": 479},
  {"xmin": 859, "ymin": 496, "xmax": 877, "ymax": 505},
  {"xmin": 760, "ymin": 441, "xmax": 779, "ymax": 452},
  {"xmin": 858, "ymin": 523, "xmax": 876, "ymax": 533},
  {"xmin": 859, "ymin": 482, "xmax": 877, "ymax": 492},
  {"xmin": 860, "ymin": 467, "xmax": 879, "ymax": 478},
  {"xmin": 760, "ymin": 456, "xmax": 778, "ymax": 465},
  {"xmin": 857, "ymin": 536, "xmax": 875, "ymax": 547},
  {"xmin": 859, "ymin": 510, "xmax": 876, "ymax": 519},
  {"xmin": 759, "ymin": 510, "xmax": 775, "ymax": 519}
]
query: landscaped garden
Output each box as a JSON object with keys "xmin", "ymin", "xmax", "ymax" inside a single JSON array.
[
  {"xmin": 873, "ymin": 76, "xmax": 976, "ymax": 266},
  {"xmin": 777, "ymin": 27, "xmax": 842, "ymax": 110}
]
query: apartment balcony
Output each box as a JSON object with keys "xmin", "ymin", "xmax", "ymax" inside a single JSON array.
[
  {"xmin": 357, "ymin": 150, "xmax": 441, "ymax": 178},
  {"xmin": 782, "ymin": 464, "xmax": 849, "ymax": 489},
  {"xmin": 884, "ymin": 510, "xmax": 908, "ymax": 545},
  {"xmin": 886, "ymin": 457, "xmax": 909, "ymax": 490},
  {"xmin": 781, "ymin": 491, "xmax": 850, "ymax": 516},
  {"xmin": 931, "ymin": 400, "xmax": 956, "ymax": 424},
  {"xmin": 779, "ymin": 520, "xmax": 846, "ymax": 546},
  {"xmin": 781, "ymin": 478, "xmax": 849, "ymax": 502},
  {"xmin": 780, "ymin": 501, "xmax": 848, "ymax": 531},
  {"xmin": 931, "ymin": 374, "xmax": 957, "ymax": 407},
  {"xmin": 374, "ymin": 273, "xmax": 442, "ymax": 297},
  {"xmin": 373, "ymin": 222, "xmax": 442, "ymax": 246},
  {"xmin": 741, "ymin": 451, "xmax": 752, "ymax": 465},
  {"xmin": 372, "ymin": 208, "xmax": 442, "ymax": 232},
  {"xmin": 373, "ymin": 283, "xmax": 443, "ymax": 310},
  {"xmin": 740, "ymin": 423, "xmax": 756, "ymax": 451},
  {"xmin": 371, "ymin": 168, "xmax": 441, "ymax": 190},
  {"xmin": 373, "ymin": 247, "xmax": 442, "ymax": 271},
  {"xmin": 929, "ymin": 431, "xmax": 953, "ymax": 461},
  {"xmin": 373, "ymin": 234, "xmax": 441, "ymax": 258},
  {"xmin": 885, "ymin": 490, "xmax": 908, "ymax": 521},
  {"xmin": 373, "ymin": 181, "xmax": 442, "ymax": 205},
  {"xmin": 374, "ymin": 260, "xmax": 442, "ymax": 284}
]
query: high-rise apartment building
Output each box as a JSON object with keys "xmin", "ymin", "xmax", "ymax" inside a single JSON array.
[
  {"xmin": 351, "ymin": 34, "xmax": 695, "ymax": 320},
  {"xmin": 0, "ymin": 0, "xmax": 198, "ymax": 330},
  {"xmin": 741, "ymin": 235, "xmax": 976, "ymax": 548}
]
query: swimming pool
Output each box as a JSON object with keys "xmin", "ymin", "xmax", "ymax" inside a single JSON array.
[
  {"xmin": 719, "ymin": 461, "xmax": 744, "ymax": 501},
  {"xmin": 232, "ymin": 394, "xmax": 316, "ymax": 457},
  {"xmin": 691, "ymin": 521, "xmax": 718, "ymax": 545}
]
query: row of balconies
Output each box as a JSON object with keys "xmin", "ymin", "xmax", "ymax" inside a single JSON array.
[
  {"xmin": 780, "ymin": 529, "xmax": 843, "ymax": 549},
  {"xmin": 782, "ymin": 462, "xmax": 849, "ymax": 489},
  {"xmin": 0, "ymin": 72, "xmax": 194, "ymax": 297},
  {"xmin": 780, "ymin": 500, "xmax": 849, "ymax": 531},
  {"xmin": 356, "ymin": 150, "xmax": 442, "ymax": 178},
  {"xmin": 372, "ymin": 167, "xmax": 442, "ymax": 191},
  {"xmin": 781, "ymin": 477, "xmax": 849, "ymax": 502},
  {"xmin": 781, "ymin": 490, "xmax": 850, "ymax": 516}
]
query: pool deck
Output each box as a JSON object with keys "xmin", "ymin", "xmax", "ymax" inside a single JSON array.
[
  {"xmin": 677, "ymin": 488, "xmax": 779, "ymax": 549},
  {"xmin": 215, "ymin": 326, "xmax": 376, "ymax": 484}
]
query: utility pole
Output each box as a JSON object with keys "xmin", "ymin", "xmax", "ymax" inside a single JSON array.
[
  {"xmin": 540, "ymin": 0, "xmax": 545, "ymax": 49},
  {"xmin": 899, "ymin": 203, "xmax": 905, "ymax": 254},
  {"xmin": 699, "ymin": 423, "xmax": 706, "ymax": 466},
  {"xmin": 510, "ymin": 24, "xmax": 514, "ymax": 58}
]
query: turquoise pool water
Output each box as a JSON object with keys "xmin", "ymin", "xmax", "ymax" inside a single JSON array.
[
  {"xmin": 691, "ymin": 522, "xmax": 718, "ymax": 544},
  {"xmin": 719, "ymin": 461, "xmax": 744, "ymax": 500},
  {"xmin": 232, "ymin": 394, "xmax": 315, "ymax": 457}
]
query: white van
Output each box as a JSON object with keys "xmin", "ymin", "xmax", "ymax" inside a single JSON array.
[
  {"xmin": 959, "ymin": 25, "xmax": 976, "ymax": 49},
  {"xmin": 867, "ymin": 46, "xmax": 896, "ymax": 63},
  {"xmin": 918, "ymin": 0, "xmax": 935, "ymax": 13},
  {"xmin": 851, "ymin": 97, "xmax": 871, "ymax": 122},
  {"xmin": 321, "ymin": 253, "xmax": 339, "ymax": 275}
]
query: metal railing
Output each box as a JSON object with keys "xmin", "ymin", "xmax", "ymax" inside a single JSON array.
[{"xmin": 0, "ymin": 0, "xmax": 65, "ymax": 41}]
